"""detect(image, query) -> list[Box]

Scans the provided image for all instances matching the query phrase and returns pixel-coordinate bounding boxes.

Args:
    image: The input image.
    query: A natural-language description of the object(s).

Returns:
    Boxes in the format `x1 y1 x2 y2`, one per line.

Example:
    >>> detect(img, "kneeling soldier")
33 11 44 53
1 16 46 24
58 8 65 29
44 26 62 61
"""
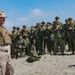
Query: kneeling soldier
15 34 26 59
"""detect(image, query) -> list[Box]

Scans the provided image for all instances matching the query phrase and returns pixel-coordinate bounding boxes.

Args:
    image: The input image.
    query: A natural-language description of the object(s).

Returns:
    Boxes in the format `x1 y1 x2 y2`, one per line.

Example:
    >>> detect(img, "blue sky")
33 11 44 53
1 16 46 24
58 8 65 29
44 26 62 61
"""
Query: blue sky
0 0 75 31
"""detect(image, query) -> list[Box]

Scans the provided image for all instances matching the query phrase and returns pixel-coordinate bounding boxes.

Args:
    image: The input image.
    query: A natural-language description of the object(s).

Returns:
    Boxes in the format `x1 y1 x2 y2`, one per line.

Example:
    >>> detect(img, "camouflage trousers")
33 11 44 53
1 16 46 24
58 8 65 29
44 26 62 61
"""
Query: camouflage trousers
0 48 14 75
0 45 11 58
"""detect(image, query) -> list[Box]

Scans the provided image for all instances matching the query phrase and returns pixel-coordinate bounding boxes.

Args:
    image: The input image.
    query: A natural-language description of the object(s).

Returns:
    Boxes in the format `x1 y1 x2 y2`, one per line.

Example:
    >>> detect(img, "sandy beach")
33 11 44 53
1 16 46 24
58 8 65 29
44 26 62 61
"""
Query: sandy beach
11 51 75 75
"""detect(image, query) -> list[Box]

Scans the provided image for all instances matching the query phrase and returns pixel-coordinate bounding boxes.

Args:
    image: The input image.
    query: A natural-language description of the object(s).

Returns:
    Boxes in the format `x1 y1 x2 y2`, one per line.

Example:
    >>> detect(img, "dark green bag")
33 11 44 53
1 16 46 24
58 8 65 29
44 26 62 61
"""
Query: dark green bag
26 57 35 63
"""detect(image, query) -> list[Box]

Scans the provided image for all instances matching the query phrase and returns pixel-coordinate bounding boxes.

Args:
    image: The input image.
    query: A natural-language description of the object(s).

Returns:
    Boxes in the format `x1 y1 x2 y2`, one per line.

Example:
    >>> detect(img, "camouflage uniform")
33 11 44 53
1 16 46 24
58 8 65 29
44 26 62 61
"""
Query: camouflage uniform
15 34 26 58
0 11 14 75
20 25 30 56
29 26 35 51
44 24 53 54
63 19 69 44
11 26 17 58
66 18 75 54
40 21 46 54
34 26 40 53
63 19 70 51
34 23 43 55
52 16 65 55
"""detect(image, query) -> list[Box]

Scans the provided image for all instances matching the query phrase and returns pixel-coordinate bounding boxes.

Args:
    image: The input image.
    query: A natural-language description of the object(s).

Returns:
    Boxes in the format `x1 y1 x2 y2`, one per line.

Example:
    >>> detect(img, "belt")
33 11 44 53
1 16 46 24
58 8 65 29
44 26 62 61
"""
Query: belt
0 49 8 53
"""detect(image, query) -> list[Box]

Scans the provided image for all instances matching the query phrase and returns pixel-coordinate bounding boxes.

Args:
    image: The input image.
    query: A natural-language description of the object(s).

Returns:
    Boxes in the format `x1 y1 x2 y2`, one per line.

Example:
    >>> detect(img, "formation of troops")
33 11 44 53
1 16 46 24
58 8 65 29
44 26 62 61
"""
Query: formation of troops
1 11 75 74
11 16 75 62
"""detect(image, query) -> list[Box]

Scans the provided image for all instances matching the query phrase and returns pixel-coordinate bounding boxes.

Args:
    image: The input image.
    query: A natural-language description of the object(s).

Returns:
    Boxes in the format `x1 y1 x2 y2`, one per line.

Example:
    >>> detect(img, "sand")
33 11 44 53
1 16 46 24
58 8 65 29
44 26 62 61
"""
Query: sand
11 51 75 75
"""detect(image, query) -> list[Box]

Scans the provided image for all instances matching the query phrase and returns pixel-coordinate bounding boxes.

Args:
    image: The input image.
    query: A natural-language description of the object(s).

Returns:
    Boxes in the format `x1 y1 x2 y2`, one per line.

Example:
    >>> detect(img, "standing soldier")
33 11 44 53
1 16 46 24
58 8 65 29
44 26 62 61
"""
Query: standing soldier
29 26 35 50
34 26 39 53
17 27 21 35
63 19 70 51
52 16 65 55
16 27 21 41
0 11 14 75
67 17 75 54
63 19 69 44
11 26 17 58
34 23 42 55
21 25 29 37
41 21 46 54
44 24 53 55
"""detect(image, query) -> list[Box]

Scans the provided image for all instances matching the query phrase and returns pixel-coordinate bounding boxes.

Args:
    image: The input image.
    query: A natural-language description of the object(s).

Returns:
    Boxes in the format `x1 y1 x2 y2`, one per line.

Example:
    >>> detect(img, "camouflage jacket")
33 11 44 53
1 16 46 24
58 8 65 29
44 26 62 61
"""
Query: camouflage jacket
52 21 64 38
15 38 26 49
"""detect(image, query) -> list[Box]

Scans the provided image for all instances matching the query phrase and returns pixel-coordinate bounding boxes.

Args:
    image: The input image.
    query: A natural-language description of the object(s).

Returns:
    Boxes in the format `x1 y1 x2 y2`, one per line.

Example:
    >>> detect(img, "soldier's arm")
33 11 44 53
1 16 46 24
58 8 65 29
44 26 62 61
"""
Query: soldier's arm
52 24 57 32
22 40 26 48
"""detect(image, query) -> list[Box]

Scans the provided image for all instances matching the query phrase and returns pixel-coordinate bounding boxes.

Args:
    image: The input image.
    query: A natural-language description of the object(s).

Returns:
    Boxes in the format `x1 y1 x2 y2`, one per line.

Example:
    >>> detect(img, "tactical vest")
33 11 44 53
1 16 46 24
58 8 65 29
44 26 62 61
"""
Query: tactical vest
0 26 12 45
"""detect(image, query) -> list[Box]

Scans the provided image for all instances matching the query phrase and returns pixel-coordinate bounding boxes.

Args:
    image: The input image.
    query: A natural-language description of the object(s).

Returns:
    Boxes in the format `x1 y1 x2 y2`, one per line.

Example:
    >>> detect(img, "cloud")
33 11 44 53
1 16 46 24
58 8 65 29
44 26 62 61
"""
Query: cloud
30 9 56 18
59 11 67 15
5 9 68 30
8 10 16 15
30 9 44 17
15 9 47 26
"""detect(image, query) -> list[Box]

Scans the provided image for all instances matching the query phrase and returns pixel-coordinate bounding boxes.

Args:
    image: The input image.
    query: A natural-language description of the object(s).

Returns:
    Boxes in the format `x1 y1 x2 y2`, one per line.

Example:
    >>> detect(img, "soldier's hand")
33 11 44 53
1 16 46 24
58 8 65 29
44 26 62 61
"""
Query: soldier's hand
69 27 72 30
24 34 27 36
18 45 22 48
8 31 12 36
55 26 60 30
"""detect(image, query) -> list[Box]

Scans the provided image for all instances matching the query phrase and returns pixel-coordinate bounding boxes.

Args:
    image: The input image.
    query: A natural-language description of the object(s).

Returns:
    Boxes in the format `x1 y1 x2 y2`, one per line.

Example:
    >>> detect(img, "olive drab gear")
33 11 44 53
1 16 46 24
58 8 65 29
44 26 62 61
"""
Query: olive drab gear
34 27 44 54
11 29 17 58
20 29 29 39
44 27 53 54
52 21 65 55
26 50 41 63
15 37 26 58
66 22 75 54
29 29 35 51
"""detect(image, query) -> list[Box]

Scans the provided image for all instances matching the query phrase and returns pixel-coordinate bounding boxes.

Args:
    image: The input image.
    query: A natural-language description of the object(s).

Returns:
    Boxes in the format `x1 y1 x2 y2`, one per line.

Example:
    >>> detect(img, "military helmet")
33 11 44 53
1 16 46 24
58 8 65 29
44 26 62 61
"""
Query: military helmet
13 26 16 29
46 24 51 27
31 26 34 28
17 27 20 30
65 19 68 22
47 22 52 25
55 16 60 19
68 17 73 21
41 21 45 24
36 23 40 26
36 23 41 28
23 25 26 28
34 26 37 28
